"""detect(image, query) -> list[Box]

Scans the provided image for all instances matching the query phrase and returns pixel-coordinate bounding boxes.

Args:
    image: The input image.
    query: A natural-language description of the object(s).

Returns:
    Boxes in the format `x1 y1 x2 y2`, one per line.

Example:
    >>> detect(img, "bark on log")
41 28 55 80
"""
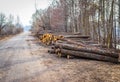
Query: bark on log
72 32 81 35
69 38 91 41
54 43 119 58
60 38 85 46
60 38 102 48
60 49 118 63
65 35 90 38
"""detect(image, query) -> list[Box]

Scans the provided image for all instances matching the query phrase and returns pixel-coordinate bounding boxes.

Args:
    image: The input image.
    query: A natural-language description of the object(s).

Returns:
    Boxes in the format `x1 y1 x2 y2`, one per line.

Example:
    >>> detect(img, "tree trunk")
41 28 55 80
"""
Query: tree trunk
60 49 118 63
54 43 119 58
60 38 85 46
65 35 90 38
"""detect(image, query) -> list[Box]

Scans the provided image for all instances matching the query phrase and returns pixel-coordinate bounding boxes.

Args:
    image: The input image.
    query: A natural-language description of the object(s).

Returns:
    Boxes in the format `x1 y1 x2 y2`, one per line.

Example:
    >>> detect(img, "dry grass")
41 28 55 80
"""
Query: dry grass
0 35 12 41
24 45 120 82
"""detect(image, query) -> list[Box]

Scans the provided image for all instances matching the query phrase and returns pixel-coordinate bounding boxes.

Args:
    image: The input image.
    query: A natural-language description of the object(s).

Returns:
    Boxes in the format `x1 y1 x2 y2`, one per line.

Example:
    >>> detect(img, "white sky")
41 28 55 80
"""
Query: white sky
0 0 52 26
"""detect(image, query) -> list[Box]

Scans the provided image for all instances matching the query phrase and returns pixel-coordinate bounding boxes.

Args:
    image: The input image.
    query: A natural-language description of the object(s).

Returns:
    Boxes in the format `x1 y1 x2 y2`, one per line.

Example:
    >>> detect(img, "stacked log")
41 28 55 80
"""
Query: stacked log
54 43 119 58
48 42 119 63
39 33 64 45
38 33 119 63
65 35 90 39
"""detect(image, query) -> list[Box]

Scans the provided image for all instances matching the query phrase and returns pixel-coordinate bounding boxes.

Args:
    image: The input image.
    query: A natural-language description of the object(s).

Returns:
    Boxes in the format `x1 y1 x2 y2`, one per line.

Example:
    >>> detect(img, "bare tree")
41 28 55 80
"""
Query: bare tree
0 13 6 34
31 0 119 49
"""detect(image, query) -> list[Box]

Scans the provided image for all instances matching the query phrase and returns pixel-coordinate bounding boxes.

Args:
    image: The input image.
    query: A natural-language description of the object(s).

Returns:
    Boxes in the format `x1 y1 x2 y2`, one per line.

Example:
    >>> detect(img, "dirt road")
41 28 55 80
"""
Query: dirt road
0 32 120 82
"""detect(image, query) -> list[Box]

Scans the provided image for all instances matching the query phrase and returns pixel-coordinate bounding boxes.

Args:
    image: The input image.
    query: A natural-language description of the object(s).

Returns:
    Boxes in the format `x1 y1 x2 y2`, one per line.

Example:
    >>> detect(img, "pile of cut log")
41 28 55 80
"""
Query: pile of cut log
48 34 120 63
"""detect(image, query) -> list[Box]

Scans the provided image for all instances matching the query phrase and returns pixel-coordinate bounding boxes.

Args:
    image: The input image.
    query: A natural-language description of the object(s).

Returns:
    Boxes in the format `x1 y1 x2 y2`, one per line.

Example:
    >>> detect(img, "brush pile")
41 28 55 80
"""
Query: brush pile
39 33 119 63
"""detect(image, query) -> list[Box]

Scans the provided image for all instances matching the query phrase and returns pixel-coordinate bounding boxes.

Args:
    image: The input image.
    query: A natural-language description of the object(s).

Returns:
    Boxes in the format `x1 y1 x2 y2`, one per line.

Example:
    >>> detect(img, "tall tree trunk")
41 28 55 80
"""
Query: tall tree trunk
97 0 101 43
107 0 114 48
101 0 106 45
118 0 120 42
64 0 68 32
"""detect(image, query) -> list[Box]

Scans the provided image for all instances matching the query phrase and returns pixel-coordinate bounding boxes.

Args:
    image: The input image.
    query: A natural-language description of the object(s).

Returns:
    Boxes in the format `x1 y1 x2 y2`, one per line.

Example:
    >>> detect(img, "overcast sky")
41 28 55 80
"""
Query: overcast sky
0 0 52 26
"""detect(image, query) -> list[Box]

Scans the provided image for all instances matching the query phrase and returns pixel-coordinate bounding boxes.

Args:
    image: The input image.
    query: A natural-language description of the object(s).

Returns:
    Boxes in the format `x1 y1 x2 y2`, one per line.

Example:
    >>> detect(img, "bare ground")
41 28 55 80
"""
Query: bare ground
0 32 120 82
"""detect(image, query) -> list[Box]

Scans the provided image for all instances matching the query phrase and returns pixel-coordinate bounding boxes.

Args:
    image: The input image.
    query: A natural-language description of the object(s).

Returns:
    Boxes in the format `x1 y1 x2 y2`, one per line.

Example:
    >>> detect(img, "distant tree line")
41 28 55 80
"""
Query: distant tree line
0 13 23 37
31 0 120 49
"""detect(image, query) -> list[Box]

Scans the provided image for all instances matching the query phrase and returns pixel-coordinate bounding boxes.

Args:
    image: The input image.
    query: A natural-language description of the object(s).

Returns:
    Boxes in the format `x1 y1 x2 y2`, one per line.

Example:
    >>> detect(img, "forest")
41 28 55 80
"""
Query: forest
0 0 120 81
31 0 120 49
